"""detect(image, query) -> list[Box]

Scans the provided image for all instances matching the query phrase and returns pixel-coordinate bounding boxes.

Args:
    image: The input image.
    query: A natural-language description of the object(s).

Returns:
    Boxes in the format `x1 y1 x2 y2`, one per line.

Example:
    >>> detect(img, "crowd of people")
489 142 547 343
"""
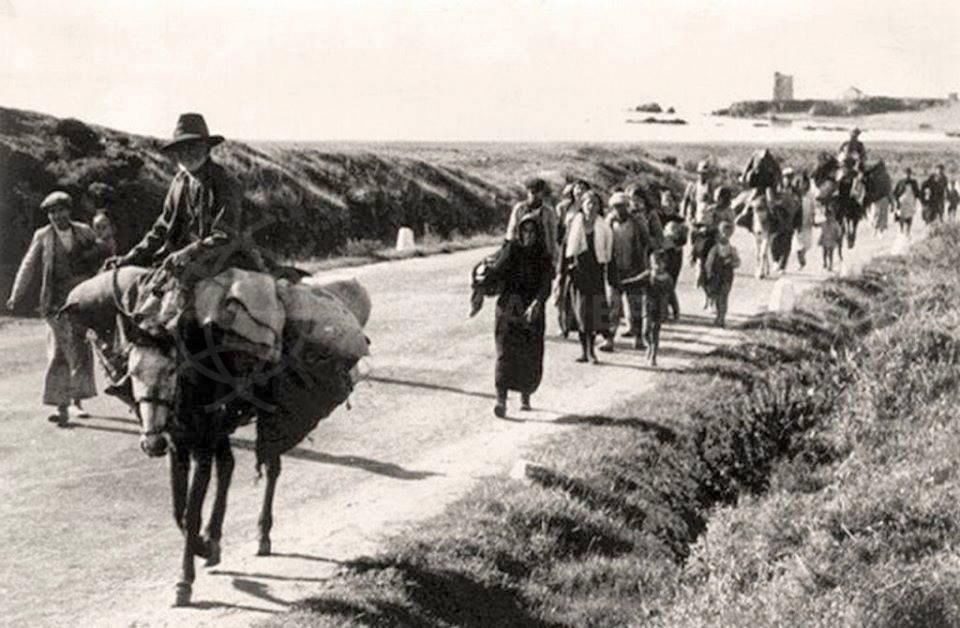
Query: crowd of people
4 116 959 425
473 128 959 417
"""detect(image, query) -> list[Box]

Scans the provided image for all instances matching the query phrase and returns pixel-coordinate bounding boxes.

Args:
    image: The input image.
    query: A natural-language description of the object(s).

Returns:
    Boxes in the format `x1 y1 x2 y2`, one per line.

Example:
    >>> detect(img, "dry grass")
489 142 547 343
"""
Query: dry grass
258 224 960 628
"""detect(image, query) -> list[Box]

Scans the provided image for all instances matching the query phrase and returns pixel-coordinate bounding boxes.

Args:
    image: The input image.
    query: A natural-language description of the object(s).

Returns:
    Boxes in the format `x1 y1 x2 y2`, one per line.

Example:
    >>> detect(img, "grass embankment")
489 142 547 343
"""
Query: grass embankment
260 225 960 627
1 106 688 304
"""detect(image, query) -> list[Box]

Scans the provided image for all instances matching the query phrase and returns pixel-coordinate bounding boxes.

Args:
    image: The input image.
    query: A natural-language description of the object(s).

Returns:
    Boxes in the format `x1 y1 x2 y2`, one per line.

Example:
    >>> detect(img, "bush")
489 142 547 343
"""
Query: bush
53 117 102 155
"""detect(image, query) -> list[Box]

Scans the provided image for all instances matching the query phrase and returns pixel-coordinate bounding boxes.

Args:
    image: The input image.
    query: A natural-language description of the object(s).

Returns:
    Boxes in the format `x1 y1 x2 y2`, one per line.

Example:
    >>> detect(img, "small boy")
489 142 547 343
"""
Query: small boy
92 210 118 259
622 251 674 366
818 207 842 272
705 221 740 328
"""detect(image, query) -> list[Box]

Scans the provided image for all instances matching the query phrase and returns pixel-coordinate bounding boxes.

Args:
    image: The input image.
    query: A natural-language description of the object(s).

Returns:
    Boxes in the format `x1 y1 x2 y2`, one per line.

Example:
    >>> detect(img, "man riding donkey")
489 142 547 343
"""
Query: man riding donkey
838 128 866 173
101 113 272 398
78 113 369 606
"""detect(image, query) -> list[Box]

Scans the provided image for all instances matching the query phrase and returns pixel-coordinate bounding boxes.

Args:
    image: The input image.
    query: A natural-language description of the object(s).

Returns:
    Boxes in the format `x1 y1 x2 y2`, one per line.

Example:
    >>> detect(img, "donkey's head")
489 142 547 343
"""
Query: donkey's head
127 339 179 457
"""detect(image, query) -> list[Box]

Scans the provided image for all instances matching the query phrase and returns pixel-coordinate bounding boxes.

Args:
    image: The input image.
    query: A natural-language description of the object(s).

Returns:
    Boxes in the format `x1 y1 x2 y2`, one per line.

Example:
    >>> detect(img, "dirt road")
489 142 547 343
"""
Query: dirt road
0 223 909 627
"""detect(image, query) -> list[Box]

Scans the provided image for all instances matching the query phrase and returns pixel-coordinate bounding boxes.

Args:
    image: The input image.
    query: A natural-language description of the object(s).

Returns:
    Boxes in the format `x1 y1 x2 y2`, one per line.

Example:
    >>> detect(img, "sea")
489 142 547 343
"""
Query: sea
573 110 959 146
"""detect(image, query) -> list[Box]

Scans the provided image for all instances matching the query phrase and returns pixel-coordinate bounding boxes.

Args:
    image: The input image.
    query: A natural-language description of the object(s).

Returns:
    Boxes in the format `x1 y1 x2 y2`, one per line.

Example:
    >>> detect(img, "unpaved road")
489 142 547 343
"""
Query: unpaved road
0 223 909 627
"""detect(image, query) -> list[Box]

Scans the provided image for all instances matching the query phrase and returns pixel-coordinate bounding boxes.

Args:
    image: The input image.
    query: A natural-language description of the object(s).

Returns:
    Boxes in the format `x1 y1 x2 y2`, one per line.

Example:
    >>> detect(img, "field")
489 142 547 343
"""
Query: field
257 224 960 627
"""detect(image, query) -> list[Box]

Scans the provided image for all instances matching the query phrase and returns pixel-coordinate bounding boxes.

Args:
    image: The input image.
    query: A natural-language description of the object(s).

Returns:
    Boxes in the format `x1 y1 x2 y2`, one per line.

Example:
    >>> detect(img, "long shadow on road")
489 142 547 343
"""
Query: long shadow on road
64 420 442 481
230 437 443 480
363 375 496 400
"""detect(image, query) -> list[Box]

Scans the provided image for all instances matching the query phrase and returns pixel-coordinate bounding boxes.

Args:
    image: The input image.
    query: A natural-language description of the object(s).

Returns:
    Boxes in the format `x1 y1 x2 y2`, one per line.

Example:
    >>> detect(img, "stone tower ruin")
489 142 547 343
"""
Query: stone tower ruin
773 72 794 102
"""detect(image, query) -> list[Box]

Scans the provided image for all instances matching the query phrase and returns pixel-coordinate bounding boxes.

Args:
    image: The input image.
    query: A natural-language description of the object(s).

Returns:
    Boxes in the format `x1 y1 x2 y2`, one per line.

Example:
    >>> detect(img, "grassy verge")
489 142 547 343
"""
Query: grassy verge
258 227 960 627
260 247 960 627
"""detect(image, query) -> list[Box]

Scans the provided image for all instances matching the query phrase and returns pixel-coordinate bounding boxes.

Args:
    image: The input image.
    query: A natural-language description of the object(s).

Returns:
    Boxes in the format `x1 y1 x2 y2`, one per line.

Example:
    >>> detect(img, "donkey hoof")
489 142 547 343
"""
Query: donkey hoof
256 538 271 556
173 581 192 607
204 539 221 567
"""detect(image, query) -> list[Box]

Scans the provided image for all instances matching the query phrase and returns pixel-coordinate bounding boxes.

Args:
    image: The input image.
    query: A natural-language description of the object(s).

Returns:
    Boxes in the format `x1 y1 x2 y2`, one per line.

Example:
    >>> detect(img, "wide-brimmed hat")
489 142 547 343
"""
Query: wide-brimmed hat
162 113 224 152
40 191 73 211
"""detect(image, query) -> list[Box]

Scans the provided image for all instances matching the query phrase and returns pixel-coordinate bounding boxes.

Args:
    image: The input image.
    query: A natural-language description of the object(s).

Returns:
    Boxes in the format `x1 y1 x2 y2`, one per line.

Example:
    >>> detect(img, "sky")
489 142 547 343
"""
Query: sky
1 0 958 141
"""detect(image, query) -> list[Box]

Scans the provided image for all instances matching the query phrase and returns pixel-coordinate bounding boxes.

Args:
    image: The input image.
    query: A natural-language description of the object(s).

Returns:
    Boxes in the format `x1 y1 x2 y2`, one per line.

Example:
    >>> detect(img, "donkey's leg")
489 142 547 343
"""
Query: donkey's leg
169 445 190 532
175 451 213 607
257 455 282 556
203 436 234 567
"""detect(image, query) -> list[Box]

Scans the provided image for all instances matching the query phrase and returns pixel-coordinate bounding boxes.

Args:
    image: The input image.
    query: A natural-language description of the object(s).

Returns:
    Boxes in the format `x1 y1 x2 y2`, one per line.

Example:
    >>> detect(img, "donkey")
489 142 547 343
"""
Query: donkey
65 268 370 607
812 152 866 249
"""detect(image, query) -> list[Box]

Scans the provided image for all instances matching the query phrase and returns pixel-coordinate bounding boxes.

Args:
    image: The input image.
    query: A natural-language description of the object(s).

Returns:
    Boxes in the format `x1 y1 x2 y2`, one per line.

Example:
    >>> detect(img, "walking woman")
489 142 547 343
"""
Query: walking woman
560 190 612 364
796 172 817 269
6 192 100 425
472 214 554 417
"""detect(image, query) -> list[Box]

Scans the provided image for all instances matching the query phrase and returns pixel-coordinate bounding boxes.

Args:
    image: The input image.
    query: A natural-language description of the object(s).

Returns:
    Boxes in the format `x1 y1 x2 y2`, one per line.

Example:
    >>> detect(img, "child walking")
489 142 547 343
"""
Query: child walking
622 252 674 366
818 207 842 272
705 221 740 328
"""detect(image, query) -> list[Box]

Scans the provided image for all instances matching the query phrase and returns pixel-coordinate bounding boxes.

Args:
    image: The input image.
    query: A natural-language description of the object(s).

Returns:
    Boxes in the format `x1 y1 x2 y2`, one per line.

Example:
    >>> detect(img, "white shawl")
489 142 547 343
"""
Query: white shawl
564 212 613 264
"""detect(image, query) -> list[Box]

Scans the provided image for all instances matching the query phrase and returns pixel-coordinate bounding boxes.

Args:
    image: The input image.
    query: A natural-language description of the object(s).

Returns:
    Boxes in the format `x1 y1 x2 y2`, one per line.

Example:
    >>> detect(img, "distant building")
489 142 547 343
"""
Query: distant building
949 92 958 102
841 86 866 101
773 72 794 102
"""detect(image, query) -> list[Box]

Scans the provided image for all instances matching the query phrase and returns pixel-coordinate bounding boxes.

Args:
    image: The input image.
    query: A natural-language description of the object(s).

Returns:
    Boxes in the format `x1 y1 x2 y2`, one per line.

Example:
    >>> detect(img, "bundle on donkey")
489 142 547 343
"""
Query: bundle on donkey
61 246 371 607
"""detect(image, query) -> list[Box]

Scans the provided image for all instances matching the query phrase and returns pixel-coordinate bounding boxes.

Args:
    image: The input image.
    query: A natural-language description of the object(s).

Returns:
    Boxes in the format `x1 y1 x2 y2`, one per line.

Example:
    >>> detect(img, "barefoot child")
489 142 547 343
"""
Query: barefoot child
622 251 673 366
818 207 842 272
705 221 740 328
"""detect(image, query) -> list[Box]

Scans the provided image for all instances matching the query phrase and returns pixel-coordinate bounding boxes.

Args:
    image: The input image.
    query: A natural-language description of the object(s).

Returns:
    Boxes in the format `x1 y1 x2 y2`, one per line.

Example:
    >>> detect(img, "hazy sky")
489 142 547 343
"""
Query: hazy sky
2 0 958 141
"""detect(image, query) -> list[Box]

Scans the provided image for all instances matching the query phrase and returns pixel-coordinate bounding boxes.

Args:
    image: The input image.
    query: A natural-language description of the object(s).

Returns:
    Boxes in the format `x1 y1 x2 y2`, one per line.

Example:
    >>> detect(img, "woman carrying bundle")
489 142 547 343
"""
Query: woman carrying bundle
471 214 554 418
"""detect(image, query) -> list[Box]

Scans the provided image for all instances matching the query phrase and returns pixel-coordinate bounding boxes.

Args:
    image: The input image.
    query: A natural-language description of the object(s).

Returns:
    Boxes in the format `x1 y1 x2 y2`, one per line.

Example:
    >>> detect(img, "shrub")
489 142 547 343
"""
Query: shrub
53 117 102 155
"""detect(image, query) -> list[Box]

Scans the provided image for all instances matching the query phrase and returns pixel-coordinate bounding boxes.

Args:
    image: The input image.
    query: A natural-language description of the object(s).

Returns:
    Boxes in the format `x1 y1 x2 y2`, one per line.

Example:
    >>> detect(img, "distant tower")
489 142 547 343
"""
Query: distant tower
773 72 794 102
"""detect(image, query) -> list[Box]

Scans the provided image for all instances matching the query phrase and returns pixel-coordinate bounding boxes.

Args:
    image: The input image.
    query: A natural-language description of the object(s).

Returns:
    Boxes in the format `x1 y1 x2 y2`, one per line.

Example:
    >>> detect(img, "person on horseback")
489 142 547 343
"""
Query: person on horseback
105 113 247 274
98 113 265 399
838 128 866 172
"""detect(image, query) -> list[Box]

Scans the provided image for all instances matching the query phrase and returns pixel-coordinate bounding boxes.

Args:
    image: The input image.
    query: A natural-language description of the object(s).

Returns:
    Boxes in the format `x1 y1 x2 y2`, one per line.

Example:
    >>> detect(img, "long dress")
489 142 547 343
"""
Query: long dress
485 241 553 394
569 232 608 335
797 187 816 253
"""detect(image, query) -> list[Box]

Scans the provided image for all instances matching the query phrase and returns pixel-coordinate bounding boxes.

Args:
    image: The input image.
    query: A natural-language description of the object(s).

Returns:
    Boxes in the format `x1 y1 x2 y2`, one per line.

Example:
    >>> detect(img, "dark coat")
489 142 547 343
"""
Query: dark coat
118 159 244 268
485 240 553 393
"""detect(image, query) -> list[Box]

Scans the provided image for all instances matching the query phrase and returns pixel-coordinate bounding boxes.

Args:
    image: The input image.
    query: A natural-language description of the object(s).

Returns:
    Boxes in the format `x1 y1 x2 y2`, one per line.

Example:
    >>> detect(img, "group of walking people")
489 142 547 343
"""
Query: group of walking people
891 163 959 235
473 129 959 418
6 113 958 428
472 165 744 417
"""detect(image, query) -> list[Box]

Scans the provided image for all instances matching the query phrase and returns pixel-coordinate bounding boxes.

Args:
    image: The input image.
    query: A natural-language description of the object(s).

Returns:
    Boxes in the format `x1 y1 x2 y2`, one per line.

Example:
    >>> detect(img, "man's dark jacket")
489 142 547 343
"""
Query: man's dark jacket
119 159 244 267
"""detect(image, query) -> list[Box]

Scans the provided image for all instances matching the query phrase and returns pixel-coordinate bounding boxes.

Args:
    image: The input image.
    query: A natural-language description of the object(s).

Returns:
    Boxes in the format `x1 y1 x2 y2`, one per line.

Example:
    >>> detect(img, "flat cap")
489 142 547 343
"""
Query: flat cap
40 191 73 211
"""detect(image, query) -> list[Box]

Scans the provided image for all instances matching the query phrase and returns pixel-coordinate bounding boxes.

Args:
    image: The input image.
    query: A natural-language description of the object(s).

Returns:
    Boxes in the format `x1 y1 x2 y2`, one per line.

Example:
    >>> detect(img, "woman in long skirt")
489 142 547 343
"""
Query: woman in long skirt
796 174 817 269
560 190 612 364
473 214 554 417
